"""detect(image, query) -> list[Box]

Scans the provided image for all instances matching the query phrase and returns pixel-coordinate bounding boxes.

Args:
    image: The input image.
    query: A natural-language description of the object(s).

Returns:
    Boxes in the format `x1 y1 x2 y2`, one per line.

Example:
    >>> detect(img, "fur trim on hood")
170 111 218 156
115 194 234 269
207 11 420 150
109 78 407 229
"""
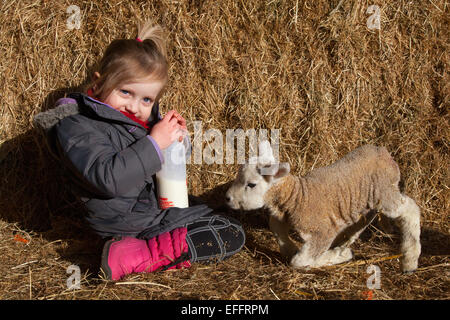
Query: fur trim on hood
33 98 80 131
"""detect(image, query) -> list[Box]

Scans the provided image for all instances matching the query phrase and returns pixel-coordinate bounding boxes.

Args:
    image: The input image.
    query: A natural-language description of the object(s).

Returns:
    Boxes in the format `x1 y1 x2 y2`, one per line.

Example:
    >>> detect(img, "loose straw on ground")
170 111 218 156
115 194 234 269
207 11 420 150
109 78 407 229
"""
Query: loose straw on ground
115 281 172 289
323 254 402 269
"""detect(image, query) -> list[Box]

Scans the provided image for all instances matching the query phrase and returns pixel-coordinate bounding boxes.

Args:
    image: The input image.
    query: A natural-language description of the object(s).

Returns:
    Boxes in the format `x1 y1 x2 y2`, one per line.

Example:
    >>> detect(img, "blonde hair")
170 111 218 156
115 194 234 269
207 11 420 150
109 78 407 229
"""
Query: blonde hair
89 20 168 102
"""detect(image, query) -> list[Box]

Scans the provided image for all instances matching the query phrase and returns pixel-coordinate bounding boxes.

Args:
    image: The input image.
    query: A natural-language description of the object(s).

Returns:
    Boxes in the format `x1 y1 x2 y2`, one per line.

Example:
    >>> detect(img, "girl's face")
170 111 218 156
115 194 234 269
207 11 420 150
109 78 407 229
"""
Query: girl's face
103 80 164 122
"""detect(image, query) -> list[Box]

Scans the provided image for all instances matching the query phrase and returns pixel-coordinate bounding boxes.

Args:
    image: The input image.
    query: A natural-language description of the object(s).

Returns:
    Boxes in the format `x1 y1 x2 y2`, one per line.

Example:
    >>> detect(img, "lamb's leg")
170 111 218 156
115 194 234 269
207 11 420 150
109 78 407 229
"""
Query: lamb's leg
340 230 365 248
382 194 421 273
337 210 378 248
290 233 353 268
269 215 298 259
290 240 317 268
313 246 353 266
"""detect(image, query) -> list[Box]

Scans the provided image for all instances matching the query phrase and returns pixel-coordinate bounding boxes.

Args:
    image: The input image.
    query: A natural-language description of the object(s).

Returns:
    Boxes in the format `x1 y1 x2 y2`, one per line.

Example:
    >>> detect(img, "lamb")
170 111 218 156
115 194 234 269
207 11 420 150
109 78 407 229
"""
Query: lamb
225 141 421 273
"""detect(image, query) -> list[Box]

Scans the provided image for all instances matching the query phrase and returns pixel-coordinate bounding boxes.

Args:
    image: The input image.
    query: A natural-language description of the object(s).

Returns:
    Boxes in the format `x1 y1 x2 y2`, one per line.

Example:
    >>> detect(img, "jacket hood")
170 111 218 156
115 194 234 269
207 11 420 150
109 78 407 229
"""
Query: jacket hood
33 92 159 131
33 98 80 131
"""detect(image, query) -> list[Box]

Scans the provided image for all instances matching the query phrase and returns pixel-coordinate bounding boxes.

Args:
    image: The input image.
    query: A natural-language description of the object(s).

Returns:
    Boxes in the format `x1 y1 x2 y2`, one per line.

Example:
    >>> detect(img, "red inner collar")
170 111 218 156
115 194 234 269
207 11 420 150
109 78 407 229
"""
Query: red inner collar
119 110 149 129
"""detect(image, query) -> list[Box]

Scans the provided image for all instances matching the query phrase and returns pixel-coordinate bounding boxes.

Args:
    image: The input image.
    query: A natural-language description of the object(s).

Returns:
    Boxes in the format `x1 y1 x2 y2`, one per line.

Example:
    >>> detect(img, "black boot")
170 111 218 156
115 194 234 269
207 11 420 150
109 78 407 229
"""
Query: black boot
185 214 246 263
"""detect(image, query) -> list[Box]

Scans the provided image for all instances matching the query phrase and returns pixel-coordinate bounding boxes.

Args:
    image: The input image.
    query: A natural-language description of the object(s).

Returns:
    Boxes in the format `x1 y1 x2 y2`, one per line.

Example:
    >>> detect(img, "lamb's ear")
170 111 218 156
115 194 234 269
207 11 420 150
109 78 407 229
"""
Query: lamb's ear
258 140 275 165
257 163 278 177
273 162 290 180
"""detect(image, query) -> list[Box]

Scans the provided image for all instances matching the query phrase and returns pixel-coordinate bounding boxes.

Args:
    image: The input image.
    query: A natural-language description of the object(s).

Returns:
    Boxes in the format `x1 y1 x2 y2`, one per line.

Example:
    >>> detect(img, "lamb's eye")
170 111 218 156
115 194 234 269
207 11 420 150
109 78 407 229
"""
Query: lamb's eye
247 182 256 188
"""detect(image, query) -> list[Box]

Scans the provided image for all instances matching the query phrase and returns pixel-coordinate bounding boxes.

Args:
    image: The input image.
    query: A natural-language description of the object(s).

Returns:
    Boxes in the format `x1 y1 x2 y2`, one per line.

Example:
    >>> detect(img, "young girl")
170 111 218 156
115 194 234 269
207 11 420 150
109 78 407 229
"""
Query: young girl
47 20 245 280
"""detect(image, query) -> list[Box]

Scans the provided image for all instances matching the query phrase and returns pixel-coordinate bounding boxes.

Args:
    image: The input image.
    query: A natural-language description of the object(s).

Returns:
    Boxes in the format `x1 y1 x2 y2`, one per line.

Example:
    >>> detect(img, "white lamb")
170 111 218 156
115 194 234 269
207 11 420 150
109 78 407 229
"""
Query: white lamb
226 141 421 273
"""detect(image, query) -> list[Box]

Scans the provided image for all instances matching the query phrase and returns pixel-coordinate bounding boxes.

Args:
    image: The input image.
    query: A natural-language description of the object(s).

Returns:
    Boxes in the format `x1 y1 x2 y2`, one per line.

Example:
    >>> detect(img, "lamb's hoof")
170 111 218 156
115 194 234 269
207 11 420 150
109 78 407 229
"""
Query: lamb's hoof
401 260 418 274
402 270 416 275
290 263 311 271
339 247 353 261
401 265 417 274
332 247 353 265
290 255 312 269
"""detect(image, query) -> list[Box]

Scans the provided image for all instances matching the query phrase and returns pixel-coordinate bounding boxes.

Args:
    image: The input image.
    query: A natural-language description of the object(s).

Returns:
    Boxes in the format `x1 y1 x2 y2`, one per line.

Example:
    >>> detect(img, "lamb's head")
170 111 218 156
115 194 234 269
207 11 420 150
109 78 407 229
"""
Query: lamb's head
226 141 290 211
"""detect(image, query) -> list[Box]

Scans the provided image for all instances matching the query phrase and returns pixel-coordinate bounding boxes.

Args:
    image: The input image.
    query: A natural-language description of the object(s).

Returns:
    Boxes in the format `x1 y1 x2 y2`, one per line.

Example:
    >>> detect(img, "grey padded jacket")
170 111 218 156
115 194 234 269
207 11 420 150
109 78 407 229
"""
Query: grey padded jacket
34 92 212 238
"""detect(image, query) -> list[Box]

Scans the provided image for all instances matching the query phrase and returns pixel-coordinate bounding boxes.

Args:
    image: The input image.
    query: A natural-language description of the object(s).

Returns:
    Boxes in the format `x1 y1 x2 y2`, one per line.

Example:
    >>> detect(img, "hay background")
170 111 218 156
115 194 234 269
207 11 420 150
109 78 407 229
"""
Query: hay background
0 0 448 299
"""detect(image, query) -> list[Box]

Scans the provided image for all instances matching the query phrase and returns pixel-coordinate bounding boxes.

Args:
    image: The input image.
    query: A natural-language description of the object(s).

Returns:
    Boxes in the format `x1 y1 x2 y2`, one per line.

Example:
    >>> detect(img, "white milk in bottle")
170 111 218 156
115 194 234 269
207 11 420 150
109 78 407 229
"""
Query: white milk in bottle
156 130 191 209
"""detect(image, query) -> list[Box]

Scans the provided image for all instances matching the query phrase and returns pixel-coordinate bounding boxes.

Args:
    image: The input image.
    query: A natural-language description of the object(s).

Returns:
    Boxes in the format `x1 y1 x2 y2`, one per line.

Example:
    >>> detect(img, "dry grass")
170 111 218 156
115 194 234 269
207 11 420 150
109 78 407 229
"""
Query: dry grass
0 0 448 300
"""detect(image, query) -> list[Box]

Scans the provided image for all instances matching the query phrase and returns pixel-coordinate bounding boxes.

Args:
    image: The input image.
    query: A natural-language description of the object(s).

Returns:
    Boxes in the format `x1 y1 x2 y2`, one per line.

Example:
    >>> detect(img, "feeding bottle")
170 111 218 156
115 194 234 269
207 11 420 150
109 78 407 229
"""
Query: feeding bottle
156 129 191 209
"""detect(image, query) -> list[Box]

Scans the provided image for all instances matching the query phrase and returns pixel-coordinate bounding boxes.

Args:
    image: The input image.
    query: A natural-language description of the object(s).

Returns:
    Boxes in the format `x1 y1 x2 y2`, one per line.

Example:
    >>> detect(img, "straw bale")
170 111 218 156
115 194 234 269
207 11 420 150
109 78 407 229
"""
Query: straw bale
0 0 448 299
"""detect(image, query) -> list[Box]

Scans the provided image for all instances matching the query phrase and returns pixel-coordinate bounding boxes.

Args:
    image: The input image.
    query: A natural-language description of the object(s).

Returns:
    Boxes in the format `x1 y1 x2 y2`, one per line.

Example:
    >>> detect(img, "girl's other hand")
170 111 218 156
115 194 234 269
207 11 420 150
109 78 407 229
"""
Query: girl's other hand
150 110 186 149
172 110 187 142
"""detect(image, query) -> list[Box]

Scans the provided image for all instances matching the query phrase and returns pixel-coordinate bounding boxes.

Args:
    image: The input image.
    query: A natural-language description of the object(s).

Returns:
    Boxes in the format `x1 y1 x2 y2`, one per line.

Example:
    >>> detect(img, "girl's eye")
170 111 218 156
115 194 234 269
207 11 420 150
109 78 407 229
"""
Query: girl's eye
247 182 256 188
120 89 129 95
143 97 152 104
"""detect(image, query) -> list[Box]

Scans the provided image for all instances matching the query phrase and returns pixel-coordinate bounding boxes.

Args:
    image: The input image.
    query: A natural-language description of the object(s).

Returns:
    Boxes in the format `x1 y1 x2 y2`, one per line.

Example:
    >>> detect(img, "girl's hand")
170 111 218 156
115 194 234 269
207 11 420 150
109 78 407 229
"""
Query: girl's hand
150 110 186 149
172 110 187 142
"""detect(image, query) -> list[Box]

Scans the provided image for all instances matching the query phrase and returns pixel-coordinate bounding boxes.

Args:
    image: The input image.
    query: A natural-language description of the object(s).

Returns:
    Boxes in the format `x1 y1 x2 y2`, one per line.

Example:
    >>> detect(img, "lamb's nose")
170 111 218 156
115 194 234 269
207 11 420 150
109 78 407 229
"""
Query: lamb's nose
225 195 231 203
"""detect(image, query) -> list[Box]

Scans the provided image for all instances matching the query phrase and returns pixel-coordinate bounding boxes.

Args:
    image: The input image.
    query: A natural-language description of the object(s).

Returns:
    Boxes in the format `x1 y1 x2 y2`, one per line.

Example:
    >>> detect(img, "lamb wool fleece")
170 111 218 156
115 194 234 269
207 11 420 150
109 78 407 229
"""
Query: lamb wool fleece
264 145 400 250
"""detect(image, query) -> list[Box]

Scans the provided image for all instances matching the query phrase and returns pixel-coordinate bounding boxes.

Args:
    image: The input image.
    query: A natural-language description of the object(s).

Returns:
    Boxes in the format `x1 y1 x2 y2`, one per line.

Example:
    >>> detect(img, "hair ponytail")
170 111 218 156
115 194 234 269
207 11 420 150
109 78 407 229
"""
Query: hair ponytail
137 20 167 60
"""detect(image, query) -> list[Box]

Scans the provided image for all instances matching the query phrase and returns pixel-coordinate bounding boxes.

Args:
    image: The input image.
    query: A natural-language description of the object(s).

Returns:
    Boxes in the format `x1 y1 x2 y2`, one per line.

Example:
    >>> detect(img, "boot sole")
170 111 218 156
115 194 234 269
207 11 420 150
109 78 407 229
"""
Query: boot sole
100 238 118 280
